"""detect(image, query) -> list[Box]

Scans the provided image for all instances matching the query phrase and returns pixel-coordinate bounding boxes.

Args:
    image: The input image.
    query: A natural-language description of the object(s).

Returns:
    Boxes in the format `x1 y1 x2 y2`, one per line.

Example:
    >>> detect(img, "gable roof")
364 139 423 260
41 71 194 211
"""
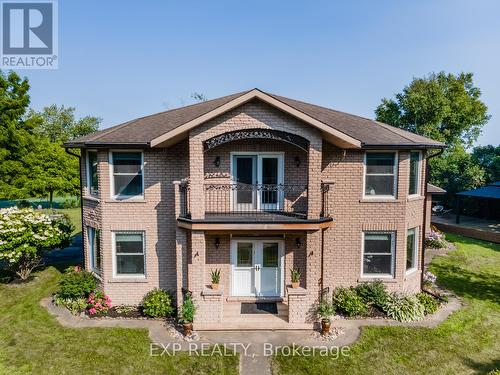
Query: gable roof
64 89 445 149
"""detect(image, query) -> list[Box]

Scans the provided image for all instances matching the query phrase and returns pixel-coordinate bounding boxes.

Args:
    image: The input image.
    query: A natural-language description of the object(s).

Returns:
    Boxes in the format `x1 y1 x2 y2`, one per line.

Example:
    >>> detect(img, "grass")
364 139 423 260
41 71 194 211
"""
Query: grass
0 267 239 374
48 207 82 235
272 233 500 374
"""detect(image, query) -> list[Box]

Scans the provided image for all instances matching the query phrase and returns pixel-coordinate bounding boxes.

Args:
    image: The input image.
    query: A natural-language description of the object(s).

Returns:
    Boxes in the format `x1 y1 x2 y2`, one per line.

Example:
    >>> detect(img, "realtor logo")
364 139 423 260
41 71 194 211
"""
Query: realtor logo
1 0 58 69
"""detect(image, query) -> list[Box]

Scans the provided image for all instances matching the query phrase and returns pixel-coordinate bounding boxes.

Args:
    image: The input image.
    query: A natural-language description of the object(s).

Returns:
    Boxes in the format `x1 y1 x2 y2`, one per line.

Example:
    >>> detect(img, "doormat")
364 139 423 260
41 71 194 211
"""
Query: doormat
241 302 278 314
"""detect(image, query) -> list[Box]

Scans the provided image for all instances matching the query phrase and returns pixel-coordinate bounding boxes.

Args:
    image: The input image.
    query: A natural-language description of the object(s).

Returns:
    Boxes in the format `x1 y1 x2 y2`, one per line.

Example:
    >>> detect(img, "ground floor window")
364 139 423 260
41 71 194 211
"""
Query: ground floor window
114 232 145 276
87 227 101 274
363 232 395 277
406 227 418 272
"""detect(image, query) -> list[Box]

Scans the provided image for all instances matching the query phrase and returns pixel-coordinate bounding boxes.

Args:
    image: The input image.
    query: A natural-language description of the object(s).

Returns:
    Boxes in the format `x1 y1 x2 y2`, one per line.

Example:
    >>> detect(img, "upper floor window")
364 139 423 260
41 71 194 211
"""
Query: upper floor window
408 151 421 196
363 232 395 277
406 227 418 273
87 226 101 274
87 150 98 196
110 151 143 199
364 152 397 198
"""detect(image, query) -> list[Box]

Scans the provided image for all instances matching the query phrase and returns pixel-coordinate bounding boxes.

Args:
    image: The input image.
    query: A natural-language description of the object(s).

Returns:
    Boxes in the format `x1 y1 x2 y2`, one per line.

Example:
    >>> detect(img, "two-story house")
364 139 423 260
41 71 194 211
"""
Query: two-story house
64 89 445 329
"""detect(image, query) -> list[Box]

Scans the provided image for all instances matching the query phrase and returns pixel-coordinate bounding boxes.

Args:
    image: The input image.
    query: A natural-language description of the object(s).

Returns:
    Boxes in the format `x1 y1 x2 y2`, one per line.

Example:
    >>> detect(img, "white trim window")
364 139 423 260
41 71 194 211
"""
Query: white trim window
408 151 422 196
362 232 395 277
406 227 419 273
87 227 101 274
110 151 144 199
87 150 99 196
364 152 398 198
113 232 145 277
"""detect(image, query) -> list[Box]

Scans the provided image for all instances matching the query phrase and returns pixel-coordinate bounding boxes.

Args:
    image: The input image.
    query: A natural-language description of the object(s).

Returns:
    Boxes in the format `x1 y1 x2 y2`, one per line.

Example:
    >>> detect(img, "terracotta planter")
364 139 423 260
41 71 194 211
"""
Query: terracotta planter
321 319 331 335
211 283 219 290
291 282 299 289
183 322 193 336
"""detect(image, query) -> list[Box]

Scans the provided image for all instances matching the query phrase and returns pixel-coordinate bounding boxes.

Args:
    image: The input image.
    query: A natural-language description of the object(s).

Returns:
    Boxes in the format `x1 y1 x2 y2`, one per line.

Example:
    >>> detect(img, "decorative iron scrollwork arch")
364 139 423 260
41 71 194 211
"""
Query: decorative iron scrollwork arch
203 128 310 152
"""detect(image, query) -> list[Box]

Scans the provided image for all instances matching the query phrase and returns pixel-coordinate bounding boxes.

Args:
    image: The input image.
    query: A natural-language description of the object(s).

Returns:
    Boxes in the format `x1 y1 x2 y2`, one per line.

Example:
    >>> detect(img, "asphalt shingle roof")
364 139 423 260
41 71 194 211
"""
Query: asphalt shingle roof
64 89 445 149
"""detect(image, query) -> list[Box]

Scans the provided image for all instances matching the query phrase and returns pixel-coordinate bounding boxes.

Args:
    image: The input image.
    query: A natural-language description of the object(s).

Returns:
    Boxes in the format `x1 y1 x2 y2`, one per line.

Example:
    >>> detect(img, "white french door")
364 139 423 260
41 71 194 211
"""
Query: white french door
231 239 284 297
231 153 284 211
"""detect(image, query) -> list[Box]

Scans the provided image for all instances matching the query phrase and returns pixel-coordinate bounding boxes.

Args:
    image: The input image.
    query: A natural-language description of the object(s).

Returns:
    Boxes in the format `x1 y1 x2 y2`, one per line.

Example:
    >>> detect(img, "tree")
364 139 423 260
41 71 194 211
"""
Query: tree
430 146 485 194
0 207 74 279
0 70 34 199
29 104 101 143
191 92 208 102
472 145 500 183
375 72 490 148
24 139 80 208
375 72 491 197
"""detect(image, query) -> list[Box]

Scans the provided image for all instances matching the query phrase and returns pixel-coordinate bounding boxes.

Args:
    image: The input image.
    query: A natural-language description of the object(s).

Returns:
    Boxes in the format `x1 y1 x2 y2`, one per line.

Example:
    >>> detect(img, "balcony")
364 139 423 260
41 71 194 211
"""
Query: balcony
178 182 332 225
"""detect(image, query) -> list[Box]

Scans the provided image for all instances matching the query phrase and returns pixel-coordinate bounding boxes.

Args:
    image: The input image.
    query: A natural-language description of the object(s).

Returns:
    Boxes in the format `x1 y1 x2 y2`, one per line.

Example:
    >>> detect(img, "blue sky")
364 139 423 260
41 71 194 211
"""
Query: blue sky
19 0 500 146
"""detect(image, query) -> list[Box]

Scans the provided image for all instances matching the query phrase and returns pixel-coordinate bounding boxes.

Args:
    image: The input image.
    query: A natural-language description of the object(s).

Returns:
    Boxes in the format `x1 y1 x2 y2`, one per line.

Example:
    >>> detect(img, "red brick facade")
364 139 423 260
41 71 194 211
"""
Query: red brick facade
80 100 427 325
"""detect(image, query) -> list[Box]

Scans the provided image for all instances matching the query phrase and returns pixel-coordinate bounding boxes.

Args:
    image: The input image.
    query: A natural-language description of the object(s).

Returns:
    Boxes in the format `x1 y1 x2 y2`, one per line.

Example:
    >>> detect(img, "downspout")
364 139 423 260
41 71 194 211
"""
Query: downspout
320 228 325 298
65 147 84 267
421 148 444 289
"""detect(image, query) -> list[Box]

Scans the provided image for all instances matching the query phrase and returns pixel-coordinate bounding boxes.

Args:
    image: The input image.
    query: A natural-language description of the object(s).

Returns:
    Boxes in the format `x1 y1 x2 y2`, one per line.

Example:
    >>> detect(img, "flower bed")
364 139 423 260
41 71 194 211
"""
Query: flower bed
321 277 447 323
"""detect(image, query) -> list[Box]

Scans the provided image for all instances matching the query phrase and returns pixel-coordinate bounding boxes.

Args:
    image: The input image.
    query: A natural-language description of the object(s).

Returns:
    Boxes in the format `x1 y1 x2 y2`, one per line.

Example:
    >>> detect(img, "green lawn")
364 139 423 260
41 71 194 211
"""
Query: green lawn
272 234 500 374
49 207 82 235
0 267 238 374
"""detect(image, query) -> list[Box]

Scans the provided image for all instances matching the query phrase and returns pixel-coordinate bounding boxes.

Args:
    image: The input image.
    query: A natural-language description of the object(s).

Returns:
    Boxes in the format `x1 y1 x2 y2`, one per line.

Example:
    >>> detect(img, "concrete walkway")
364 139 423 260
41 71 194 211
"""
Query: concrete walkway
41 295 462 375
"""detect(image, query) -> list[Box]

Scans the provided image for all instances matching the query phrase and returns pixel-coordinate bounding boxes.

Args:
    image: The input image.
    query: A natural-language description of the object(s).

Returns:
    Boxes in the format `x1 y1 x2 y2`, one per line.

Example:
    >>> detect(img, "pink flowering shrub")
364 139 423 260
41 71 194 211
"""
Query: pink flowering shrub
425 229 447 249
87 291 112 315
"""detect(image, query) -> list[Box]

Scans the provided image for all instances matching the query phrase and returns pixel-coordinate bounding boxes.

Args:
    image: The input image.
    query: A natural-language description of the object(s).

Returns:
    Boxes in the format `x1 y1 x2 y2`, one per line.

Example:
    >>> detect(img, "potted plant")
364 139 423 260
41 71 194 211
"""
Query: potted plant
317 300 335 335
180 294 196 336
210 268 221 290
290 268 301 288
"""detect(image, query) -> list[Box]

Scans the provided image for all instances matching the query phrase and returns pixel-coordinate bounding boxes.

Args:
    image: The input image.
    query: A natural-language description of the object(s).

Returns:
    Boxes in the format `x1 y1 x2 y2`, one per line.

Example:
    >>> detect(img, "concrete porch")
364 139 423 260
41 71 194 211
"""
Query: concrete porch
194 301 314 330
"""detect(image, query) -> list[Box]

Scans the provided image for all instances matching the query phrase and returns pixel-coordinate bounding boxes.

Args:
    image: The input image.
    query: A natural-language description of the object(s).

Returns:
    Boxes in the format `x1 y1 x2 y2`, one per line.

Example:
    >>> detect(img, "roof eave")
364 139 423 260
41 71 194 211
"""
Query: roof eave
361 143 446 150
62 141 150 149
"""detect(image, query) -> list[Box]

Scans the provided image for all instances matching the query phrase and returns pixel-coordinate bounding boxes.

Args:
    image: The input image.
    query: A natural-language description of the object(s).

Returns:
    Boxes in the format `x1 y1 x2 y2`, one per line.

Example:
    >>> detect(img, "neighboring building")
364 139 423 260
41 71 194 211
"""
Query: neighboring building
64 89 445 329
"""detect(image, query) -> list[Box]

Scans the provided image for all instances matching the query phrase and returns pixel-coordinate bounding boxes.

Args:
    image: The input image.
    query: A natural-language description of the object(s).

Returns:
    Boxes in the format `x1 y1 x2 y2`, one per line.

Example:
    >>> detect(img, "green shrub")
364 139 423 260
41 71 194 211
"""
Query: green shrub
142 289 174 318
382 293 425 322
180 294 196 323
354 280 389 308
417 292 439 315
57 269 97 299
54 296 87 315
332 287 368 317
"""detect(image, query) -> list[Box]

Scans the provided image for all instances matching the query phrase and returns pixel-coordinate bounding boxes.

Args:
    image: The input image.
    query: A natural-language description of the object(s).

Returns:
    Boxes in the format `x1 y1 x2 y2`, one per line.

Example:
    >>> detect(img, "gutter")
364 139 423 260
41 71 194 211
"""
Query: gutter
65 147 84 267
421 148 445 289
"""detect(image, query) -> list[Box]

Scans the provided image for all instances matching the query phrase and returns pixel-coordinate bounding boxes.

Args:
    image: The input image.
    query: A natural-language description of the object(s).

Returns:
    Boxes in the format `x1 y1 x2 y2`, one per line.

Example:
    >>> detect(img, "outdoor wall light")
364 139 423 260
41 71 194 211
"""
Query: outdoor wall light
214 156 221 168
215 237 220 249
295 156 301 167
295 237 302 248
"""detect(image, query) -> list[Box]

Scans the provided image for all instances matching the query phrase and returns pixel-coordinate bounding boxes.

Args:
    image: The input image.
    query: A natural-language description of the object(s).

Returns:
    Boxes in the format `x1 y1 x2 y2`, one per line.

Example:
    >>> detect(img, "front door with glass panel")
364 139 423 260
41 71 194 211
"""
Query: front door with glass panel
232 153 284 211
231 239 283 297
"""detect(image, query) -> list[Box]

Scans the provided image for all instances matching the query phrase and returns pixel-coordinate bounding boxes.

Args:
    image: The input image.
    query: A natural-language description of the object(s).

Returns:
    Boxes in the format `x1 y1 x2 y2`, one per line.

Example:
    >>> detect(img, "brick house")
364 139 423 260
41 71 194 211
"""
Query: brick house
64 89 445 329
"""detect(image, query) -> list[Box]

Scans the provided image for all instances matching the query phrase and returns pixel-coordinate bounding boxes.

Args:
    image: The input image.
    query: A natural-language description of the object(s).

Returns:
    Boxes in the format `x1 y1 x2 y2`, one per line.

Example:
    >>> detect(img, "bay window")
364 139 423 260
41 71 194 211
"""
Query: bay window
114 232 145 277
408 151 421 196
363 232 395 277
364 152 397 198
87 150 98 196
87 227 101 273
111 151 143 198
406 227 418 272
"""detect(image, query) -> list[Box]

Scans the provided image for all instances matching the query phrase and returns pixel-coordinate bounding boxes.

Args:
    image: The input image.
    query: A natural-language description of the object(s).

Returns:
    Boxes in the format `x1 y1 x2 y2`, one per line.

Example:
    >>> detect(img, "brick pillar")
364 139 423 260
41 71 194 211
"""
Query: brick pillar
188 230 206 322
307 139 322 219
304 230 322 323
188 133 205 219
173 181 187 311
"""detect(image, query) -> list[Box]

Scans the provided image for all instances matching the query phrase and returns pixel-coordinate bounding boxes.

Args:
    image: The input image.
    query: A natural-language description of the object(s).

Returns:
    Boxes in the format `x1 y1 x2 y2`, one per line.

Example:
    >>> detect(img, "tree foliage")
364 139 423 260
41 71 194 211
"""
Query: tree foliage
0 70 99 204
472 145 500 183
29 104 101 143
375 72 492 197
0 71 34 199
375 72 490 148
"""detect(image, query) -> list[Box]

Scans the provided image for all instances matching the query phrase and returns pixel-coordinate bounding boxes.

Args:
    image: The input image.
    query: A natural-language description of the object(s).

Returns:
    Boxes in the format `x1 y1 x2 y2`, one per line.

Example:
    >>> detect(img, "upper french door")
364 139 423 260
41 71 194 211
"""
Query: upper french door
232 153 284 211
